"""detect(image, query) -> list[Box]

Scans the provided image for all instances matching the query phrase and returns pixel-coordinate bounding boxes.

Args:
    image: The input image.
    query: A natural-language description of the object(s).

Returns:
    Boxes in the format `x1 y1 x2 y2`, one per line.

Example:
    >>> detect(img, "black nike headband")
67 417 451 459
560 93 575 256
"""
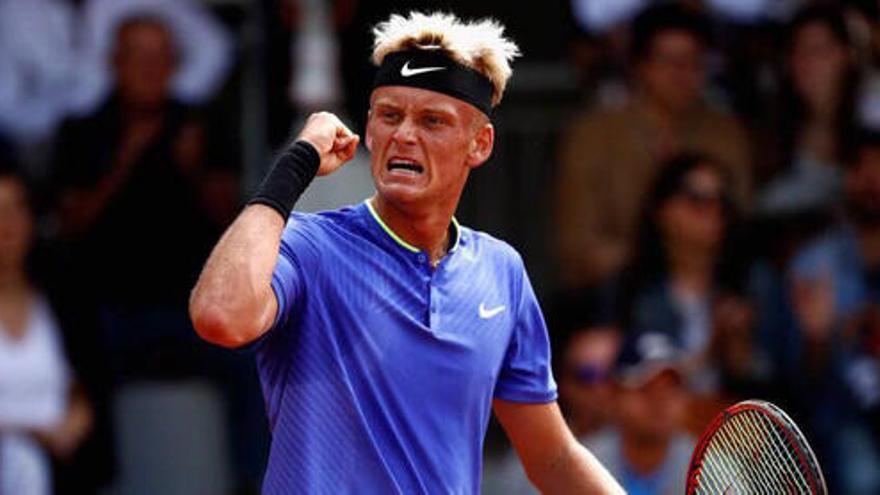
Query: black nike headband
372 49 495 116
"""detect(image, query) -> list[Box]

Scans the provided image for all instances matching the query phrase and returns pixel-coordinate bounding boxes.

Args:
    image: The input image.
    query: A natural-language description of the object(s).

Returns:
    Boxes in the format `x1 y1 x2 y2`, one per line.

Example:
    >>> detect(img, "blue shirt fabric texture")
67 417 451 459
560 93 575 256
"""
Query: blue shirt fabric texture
255 201 557 494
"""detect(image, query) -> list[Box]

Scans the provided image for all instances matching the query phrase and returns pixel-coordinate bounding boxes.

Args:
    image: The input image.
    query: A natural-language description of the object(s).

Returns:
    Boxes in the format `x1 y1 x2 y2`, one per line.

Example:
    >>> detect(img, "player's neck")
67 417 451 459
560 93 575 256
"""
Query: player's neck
371 195 454 265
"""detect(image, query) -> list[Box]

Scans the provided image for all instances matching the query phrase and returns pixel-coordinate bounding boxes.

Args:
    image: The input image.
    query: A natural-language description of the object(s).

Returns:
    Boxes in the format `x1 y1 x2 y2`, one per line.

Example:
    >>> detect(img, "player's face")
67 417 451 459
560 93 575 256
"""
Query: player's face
366 86 493 208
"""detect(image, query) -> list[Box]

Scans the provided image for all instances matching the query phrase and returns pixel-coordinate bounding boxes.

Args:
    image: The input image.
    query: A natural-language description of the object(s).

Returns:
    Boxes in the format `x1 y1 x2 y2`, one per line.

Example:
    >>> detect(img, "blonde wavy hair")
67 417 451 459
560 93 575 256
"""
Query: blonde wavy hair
371 11 520 107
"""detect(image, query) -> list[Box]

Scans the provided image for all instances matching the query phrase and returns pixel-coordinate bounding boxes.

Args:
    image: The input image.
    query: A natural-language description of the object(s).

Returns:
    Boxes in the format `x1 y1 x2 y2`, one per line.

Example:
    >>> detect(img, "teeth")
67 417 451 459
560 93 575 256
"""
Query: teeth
388 161 423 173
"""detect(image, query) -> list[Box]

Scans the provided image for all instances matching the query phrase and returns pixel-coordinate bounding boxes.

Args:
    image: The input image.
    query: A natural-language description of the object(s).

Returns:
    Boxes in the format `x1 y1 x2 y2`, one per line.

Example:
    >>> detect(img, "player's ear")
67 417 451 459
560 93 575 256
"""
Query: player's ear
466 120 494 169
365 110 374 152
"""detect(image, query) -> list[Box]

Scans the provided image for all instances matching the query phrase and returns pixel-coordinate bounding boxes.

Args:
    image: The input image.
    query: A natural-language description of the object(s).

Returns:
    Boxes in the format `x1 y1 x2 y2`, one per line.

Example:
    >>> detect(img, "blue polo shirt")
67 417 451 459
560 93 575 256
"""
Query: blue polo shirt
255 200 556 494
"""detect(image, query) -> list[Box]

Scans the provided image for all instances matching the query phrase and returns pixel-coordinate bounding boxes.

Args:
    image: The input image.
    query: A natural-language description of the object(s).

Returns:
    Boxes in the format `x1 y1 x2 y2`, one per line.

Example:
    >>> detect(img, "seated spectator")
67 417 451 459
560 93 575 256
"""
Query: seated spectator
783 129 880 494
583 331 695 495
757 5 861 216
616 153 762 399
556 3 751 288
0 163 94 495
556 325 622 439
54 14 237 309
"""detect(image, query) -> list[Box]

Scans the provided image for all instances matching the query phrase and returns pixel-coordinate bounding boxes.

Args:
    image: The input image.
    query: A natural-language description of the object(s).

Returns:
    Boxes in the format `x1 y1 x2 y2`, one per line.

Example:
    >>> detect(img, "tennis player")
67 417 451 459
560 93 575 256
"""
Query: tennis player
190 11 622 494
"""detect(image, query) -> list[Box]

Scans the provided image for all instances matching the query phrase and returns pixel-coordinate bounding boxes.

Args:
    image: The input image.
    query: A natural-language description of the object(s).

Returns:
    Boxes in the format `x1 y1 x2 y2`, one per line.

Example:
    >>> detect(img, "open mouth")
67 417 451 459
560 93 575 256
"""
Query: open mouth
387 160 425 175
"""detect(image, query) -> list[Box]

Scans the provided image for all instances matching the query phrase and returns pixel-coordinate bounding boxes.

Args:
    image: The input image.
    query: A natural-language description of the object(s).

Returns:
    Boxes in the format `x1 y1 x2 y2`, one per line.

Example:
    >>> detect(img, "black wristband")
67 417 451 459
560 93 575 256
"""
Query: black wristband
248 140 320 220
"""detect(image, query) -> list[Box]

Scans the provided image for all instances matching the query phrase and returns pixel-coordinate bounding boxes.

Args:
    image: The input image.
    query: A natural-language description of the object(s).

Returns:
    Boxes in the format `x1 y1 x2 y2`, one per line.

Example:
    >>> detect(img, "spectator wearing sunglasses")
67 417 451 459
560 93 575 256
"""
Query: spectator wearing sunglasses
613 153 767 421
556 325 622 439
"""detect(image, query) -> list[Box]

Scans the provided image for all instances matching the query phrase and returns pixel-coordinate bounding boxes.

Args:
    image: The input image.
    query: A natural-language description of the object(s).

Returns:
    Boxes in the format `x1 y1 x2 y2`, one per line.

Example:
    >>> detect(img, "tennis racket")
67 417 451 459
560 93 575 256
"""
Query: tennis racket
686 399 827 494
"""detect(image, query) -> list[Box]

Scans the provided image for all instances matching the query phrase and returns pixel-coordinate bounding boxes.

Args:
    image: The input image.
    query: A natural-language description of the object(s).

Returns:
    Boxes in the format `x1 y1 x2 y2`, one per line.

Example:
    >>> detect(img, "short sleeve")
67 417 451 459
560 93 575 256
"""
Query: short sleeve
268 215 320 332
494 262 558 403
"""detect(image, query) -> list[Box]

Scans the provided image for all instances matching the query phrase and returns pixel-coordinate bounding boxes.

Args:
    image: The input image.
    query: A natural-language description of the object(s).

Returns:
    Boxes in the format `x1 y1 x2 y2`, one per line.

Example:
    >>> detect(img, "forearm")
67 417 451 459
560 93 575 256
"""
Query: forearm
533 440 625 495
190 113 358 347
190 204 285 347
495 401 625 494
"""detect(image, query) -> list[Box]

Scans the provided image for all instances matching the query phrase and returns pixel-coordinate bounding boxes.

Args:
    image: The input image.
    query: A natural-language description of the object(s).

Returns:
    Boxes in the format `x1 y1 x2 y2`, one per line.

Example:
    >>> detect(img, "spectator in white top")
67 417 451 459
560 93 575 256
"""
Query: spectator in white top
0 161 94 495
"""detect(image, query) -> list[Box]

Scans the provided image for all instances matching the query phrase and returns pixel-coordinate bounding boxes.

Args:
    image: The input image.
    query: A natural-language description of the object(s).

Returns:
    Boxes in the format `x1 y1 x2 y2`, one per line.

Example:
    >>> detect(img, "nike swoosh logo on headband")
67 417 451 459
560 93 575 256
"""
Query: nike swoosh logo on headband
400 61 446 77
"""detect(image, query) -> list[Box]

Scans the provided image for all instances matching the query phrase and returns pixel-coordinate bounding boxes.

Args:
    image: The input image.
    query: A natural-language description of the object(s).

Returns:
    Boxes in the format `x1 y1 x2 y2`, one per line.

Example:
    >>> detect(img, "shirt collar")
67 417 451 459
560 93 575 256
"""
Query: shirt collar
363 199 461 254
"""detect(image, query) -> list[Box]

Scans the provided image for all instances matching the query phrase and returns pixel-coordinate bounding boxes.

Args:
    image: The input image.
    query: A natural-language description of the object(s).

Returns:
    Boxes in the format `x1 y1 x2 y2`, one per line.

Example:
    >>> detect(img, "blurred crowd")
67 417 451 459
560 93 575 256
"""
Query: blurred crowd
0 0 879 494
492 1 880 494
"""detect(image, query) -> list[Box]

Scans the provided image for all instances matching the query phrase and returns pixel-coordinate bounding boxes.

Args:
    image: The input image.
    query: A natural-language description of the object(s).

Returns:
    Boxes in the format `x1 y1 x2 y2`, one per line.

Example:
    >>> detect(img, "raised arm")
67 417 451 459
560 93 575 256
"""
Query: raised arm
493 399 625 494
189 112 358 348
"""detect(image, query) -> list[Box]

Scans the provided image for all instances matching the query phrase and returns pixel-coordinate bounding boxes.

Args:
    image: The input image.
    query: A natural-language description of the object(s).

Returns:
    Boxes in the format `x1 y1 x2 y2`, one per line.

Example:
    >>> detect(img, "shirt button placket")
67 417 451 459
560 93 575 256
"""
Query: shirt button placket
429 286 438 327
417 252 434 326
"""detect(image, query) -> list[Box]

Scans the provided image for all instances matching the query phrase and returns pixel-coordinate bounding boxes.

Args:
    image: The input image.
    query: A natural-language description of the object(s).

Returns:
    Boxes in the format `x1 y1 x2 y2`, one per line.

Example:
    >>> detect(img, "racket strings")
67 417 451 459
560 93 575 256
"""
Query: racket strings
724 412 806 493
703 425 772 494
727 412 795 492
702 411 806 494
693 410 813 494
718 421 775 492
734 411 807 493
746 411 811 491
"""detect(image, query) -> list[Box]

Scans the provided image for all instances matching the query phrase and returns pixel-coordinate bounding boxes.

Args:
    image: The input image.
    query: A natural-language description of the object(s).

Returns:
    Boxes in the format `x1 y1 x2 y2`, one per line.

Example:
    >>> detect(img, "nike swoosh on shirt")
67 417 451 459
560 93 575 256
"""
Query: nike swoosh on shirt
479 303 506 319
400 61 446 77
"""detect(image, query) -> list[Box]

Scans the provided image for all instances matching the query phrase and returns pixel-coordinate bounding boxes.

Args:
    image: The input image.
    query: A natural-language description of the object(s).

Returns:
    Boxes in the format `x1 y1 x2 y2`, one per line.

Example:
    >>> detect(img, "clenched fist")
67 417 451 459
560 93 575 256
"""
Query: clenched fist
297 112 360 176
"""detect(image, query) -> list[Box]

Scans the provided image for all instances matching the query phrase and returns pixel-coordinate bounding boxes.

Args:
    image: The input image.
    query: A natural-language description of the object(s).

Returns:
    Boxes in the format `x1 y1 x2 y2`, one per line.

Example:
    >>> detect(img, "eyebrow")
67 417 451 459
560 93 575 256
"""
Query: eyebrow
372 98 400 109
372 98 459 117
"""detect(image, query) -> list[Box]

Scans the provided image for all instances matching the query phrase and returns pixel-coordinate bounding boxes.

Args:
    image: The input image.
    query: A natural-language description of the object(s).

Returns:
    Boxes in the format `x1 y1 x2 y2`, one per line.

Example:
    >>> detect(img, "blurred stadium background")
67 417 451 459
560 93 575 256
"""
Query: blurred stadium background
1 0 879 494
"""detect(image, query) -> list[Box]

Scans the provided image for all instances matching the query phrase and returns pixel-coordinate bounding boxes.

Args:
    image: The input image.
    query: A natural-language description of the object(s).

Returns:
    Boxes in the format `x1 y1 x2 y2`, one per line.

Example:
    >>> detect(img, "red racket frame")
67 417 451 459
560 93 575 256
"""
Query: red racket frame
685 400 827 495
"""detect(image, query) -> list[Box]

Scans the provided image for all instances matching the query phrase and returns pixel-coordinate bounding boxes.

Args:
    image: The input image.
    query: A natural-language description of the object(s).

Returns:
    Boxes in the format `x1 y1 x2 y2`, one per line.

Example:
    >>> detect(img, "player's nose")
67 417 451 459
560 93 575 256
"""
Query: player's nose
391 117 418 145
